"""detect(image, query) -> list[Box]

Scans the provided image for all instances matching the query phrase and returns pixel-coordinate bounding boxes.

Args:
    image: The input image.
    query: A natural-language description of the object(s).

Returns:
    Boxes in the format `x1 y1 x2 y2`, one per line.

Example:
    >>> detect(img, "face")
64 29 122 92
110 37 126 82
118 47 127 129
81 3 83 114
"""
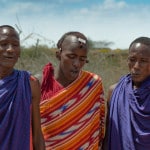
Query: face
0 27 20 69
128 42 150 87
57 36 88 83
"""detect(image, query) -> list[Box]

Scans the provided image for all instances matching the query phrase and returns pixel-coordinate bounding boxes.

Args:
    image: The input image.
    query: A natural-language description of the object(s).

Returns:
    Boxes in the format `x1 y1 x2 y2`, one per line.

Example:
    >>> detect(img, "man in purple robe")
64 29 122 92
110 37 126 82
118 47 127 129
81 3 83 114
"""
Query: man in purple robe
104 37 150 150
0 25 45 150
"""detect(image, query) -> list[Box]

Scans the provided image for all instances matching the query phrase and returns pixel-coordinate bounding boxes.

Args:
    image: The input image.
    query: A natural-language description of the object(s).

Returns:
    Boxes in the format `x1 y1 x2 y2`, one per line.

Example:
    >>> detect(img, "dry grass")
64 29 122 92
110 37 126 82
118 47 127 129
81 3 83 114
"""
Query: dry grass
15 48 129 95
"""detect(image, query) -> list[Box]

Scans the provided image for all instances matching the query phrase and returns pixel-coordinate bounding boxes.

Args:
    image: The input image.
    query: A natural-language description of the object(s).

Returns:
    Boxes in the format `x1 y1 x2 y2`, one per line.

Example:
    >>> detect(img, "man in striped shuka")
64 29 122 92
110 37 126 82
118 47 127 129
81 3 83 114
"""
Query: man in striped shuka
40 31 106 150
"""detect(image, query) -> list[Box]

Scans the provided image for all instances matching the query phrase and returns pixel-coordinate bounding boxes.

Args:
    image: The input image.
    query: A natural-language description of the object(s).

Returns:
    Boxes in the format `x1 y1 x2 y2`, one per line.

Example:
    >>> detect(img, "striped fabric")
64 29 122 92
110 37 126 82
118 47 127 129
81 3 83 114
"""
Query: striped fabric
40 70 106 150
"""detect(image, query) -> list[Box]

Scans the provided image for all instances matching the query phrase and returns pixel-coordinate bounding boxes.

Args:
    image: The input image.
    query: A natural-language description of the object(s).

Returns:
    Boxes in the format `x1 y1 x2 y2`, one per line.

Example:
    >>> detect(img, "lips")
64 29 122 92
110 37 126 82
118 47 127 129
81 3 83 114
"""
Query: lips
70 70 80 78
71 69 79 74
4 54 16 58
3 55 17 61
71 70 78 73
5 56 14 58
131 73 141 78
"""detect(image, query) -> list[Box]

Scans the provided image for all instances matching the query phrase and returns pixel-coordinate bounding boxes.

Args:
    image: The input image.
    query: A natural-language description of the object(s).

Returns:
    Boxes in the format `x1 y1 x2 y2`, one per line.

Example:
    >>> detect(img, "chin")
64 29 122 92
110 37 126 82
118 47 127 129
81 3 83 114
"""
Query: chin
68 77 77 83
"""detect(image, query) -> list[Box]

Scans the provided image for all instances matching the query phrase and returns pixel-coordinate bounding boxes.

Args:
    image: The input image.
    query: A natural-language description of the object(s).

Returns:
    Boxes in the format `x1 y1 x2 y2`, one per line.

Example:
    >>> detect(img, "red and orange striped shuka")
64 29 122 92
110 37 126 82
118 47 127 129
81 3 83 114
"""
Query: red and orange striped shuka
40 70 106 150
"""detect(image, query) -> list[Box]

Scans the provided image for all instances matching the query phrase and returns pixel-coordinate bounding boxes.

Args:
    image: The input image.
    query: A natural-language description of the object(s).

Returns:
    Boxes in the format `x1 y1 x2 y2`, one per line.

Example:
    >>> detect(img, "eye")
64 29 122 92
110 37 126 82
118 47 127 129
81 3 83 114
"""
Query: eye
12 43 19 47
0 42 7 47
68 54 76 59
140 59 149 64
128 57 136 63
79 57 87 62
11 41 20 47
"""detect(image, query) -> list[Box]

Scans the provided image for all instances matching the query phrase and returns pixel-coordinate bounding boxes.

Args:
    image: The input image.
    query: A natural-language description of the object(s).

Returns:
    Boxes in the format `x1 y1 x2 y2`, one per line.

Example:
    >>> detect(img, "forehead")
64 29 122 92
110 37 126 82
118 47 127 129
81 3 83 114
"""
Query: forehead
129 42 150 57
62 35 88 51
0 27 19 41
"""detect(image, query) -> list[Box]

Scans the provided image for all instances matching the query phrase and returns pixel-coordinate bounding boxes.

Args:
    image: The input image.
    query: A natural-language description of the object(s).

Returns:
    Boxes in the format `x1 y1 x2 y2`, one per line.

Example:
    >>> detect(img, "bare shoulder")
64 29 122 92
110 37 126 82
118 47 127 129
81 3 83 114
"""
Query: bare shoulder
109 83 117 91
29 75 41 102
30 75 40 87
107 83 118 103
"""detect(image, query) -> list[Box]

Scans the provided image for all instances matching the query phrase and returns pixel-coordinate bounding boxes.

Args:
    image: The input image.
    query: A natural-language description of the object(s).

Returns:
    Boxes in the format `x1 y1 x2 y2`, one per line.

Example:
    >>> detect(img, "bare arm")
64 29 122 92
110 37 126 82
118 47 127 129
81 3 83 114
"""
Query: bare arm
30 76 45 150
107 83 118 105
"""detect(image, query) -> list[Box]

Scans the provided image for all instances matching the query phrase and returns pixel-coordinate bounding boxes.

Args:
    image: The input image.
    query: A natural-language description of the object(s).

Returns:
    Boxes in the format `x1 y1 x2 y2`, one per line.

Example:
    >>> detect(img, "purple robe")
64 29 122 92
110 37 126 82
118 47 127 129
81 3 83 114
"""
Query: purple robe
108 74 150 150
0 70 32 150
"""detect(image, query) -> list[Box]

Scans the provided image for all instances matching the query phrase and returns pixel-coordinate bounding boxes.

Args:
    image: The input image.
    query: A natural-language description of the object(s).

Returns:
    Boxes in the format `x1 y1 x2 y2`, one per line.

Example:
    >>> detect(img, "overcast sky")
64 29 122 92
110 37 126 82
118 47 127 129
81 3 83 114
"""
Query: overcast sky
1 0 150 49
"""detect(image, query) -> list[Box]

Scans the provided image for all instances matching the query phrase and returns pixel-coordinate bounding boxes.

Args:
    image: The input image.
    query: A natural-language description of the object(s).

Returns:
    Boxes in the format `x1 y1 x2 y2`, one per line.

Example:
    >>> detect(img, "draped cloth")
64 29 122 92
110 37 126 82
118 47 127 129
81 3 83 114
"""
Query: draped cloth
0 70 32 150
41 63 63 101
40 68 106 150
108 74 150 150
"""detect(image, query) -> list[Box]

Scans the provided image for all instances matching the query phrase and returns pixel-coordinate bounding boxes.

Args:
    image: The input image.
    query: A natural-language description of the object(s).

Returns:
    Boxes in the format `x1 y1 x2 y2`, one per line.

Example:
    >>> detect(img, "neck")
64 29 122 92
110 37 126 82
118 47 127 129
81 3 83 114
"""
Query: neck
54 68 72 87
0 67 14 79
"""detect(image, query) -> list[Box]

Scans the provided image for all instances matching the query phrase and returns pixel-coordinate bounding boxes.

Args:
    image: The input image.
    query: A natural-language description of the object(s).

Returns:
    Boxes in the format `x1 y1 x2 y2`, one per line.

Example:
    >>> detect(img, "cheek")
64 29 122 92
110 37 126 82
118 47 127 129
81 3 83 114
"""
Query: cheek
78 63 85 70
61 56 72 65
148 65 150 74
17 48 21 54
128 62 132 70
17 51 20 57
0 47 5 52
13 48 21 57
141 65 150 77
81 61 86 67
60 59 70 69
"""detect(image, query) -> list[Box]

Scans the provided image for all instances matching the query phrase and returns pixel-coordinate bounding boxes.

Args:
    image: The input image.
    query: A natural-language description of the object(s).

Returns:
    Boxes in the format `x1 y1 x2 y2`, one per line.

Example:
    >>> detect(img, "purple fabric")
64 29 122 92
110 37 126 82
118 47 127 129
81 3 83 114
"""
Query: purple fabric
108 74 150 150
0 70 32 150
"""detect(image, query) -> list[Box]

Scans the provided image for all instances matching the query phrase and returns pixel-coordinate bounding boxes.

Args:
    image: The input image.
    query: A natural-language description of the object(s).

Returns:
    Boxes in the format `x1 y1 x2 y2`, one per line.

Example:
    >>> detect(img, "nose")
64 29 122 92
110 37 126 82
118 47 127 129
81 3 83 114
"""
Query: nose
133 61 140 69
72 59 81 68
6 44 14 52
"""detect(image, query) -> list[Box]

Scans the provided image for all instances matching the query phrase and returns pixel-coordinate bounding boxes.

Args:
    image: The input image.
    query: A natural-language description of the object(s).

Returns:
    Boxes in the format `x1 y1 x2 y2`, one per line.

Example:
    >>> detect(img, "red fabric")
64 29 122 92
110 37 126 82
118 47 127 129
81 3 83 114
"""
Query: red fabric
41 63 63 101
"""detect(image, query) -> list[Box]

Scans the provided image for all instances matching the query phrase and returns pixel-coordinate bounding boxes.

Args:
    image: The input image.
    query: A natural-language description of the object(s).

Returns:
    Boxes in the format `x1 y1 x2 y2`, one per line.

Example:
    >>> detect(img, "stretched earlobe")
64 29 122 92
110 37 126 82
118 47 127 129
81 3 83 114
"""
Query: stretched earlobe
86 60 89 63
56 50 61 60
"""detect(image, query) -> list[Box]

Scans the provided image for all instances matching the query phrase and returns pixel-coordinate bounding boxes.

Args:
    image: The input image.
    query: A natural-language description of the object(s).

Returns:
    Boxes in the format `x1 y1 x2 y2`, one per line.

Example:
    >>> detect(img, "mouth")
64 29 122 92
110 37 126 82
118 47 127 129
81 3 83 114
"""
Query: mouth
131 73 141 77
71 70 79 73
70 70 79 76
4 55 16 58
3 55 17 61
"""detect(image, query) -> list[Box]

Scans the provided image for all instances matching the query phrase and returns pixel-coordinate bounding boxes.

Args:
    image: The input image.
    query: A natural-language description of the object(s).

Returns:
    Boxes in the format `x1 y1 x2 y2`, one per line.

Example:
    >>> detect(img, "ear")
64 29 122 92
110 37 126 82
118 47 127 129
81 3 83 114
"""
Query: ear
86 60 89 63
56 50 61 60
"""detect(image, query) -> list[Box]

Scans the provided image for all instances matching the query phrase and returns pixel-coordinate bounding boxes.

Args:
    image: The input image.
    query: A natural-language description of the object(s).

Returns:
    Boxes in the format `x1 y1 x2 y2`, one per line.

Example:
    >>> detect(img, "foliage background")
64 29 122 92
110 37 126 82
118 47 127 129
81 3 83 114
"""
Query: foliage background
15 45 129 97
